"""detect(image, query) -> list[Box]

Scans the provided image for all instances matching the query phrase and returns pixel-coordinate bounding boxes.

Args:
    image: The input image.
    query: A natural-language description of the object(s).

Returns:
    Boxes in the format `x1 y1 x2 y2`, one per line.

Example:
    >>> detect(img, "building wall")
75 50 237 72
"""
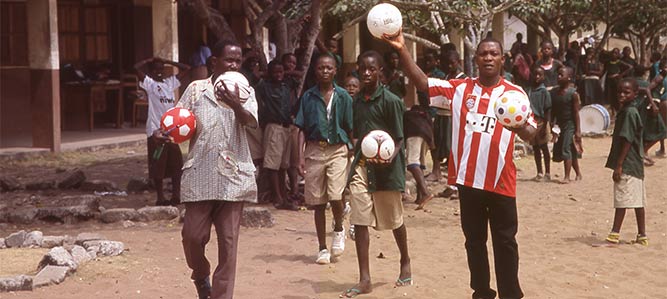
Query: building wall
0 68 31 147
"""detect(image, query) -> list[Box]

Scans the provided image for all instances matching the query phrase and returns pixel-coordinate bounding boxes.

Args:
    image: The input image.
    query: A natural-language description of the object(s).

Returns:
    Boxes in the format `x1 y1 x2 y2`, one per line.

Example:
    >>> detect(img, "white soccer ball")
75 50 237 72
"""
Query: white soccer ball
494 89 532 128
361 130 395 161
214 71 251 100
366 3 402 39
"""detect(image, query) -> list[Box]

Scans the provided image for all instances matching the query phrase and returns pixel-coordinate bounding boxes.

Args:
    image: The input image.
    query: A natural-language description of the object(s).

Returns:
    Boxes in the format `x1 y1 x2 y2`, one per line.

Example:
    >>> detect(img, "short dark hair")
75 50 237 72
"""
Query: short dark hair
540 40 553 48
477 37 503 54
267 60 283 72
620 77 638 91
212 40 241 57
281 53 296 63
315 53 336 68
358 50 384 68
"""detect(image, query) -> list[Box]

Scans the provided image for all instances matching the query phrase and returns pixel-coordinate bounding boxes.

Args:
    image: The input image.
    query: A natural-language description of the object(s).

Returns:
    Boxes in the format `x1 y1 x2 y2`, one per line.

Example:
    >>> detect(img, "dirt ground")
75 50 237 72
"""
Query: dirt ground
1 137 666 299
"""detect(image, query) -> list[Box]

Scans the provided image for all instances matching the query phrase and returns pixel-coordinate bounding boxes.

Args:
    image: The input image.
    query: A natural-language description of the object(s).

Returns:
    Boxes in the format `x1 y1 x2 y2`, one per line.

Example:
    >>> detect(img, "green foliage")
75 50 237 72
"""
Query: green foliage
282 0 312 19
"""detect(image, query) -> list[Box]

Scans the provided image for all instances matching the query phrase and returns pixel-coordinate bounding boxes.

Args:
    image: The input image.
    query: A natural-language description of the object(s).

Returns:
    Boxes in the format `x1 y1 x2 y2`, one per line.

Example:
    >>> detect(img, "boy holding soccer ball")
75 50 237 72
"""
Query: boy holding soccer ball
135 56 190 206
341 50 411 298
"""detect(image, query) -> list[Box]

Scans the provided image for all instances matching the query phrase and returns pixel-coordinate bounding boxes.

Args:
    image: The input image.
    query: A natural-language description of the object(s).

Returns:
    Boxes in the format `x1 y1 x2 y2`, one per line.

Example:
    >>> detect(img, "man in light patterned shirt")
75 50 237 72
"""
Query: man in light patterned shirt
166 40 258 299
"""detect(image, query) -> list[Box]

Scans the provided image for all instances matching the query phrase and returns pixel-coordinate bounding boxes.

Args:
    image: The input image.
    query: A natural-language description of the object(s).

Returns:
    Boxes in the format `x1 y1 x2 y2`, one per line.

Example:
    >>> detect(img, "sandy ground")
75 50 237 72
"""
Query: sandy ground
1 136 666 299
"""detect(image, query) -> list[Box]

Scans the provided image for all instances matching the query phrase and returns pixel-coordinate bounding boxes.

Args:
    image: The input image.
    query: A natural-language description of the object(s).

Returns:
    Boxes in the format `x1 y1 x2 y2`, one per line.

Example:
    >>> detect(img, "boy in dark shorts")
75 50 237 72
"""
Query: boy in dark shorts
135 57 190 206
604 78 648 246
528 66 552 181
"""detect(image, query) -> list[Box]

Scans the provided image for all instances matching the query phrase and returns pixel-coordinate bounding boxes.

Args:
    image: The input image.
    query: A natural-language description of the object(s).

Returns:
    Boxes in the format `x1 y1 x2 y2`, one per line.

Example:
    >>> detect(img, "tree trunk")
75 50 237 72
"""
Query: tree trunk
183 0 237 42
295 0 323 96
639 34 647 66
273 15 289 59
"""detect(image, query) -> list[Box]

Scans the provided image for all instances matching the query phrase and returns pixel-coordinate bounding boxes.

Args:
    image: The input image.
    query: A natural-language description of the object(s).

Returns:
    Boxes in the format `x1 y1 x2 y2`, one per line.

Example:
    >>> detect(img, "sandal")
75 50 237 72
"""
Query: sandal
395 277 413 287
643 157 655 166
605 232 620 244
634 234 648 246
340 288 363 298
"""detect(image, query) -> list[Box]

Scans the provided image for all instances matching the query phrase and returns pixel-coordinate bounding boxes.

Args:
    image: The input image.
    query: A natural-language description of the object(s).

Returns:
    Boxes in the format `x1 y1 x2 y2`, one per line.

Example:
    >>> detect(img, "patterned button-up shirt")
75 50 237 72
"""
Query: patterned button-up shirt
176 77 259 203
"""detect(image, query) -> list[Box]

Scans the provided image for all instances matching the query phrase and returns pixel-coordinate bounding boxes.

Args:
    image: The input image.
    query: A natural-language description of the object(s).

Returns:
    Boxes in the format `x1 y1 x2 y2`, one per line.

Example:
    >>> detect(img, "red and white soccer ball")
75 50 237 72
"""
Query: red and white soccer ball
160 107 196 143
361 130 395 161
494 90 532 128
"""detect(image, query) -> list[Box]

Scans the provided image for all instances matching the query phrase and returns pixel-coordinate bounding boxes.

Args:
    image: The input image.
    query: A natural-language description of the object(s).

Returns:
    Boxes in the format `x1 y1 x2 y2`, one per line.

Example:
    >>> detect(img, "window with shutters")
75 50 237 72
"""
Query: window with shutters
0 2 28 67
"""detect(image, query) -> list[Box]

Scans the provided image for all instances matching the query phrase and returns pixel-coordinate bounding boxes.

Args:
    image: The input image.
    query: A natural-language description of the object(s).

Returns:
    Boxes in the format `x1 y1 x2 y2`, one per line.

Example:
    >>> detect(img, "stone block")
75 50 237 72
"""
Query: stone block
25 180 56 190
75 232 105 245
135 206 179 222
83 240 124 257
126 177 150 192
57 169 86 189
35 205 97 224
22 231 43 248
241 207 275 228
69 245 91 265
0 177 23 192
5 230 27 248
100 208 139 223
0 275 32 292
32 266 69 288
80 180 119 192
42 236 65 248
7 209 37 224
38 246 77 271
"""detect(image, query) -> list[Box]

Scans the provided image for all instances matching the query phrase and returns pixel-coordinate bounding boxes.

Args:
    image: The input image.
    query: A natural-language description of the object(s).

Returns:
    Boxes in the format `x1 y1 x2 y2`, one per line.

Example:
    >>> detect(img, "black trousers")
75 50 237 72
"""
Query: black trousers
458 185 523 299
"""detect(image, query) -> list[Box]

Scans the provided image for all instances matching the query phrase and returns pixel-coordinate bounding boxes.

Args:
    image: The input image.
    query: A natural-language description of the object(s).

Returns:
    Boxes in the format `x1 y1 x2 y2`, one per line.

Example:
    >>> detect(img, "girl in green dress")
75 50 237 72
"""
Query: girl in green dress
551 67 583 183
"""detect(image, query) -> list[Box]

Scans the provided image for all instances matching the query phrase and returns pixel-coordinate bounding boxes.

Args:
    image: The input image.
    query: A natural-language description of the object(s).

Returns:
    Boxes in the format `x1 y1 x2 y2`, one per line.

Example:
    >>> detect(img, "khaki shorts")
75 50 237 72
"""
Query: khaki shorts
304 142 348 205
263 123 291 170
348 165 404 231
614 174 646 208
406 136 427 167
245 126 264 161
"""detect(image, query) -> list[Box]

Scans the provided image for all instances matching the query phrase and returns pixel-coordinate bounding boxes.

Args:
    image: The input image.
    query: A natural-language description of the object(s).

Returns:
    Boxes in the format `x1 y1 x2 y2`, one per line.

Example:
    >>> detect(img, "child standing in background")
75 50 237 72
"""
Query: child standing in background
551 67 583 183
604 78 648 246
528 66 552 181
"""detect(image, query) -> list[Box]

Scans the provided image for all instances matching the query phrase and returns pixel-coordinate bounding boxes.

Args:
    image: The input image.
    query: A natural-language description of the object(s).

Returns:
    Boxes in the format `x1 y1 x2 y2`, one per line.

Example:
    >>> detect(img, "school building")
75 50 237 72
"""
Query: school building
0 0 252 152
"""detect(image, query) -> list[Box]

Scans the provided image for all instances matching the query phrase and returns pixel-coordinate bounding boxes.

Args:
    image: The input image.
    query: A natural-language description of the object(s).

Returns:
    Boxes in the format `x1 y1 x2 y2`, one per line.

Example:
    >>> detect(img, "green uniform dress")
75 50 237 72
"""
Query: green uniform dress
349 85 406 192
605 104 644 179
604 60 623 109
634 79 667 142
551 87 581 162
528 83 552 145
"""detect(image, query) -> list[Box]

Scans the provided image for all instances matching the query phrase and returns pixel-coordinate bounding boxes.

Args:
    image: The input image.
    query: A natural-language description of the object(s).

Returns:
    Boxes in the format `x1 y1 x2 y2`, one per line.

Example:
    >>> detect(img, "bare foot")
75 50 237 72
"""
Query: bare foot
558 178 571 184
575 174 583 181
424 173 441 182
415 194 434 210
340 281 372 298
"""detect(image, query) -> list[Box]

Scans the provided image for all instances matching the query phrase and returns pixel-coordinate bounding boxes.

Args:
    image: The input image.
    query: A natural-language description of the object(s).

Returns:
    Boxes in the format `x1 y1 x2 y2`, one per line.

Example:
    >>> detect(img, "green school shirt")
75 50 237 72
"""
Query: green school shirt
528 83 551 119
605 103 644 179
255 79 292 127
351 85 406 192
295 84 353 148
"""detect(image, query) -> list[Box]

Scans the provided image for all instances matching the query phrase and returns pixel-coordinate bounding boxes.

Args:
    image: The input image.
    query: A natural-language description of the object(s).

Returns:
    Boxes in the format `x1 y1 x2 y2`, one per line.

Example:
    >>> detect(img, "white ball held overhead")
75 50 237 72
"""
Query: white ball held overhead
366 3 403 39
361 130 395 162
214 71 251 100
494 89 532 128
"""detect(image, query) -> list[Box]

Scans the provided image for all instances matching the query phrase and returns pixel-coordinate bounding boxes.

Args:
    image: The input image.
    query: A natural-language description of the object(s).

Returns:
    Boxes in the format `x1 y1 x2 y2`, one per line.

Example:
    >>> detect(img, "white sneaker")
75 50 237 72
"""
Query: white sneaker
331 229 346 257
316 249 331 264
343 202 351 216
349 225 356 240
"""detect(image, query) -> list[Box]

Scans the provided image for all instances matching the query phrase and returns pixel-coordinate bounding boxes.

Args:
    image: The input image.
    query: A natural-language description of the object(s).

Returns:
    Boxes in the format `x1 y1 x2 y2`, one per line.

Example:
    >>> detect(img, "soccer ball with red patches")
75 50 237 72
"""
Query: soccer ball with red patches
361 130 395 162
160 107 196 143
494 89 532 128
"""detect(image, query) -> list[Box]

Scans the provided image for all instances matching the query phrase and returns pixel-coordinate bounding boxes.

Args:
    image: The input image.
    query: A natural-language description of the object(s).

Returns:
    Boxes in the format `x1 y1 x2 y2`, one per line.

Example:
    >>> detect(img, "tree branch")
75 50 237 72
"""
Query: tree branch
404 32 440 50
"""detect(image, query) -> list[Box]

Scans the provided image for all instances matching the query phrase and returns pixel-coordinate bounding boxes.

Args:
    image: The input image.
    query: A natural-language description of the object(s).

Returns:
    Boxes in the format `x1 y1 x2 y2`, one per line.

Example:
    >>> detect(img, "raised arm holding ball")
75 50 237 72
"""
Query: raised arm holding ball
383 29 534 299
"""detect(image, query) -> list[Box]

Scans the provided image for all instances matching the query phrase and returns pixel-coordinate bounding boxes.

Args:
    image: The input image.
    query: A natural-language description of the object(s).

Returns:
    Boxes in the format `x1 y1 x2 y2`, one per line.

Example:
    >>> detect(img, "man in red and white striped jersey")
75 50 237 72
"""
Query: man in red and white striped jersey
384 30 535 299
